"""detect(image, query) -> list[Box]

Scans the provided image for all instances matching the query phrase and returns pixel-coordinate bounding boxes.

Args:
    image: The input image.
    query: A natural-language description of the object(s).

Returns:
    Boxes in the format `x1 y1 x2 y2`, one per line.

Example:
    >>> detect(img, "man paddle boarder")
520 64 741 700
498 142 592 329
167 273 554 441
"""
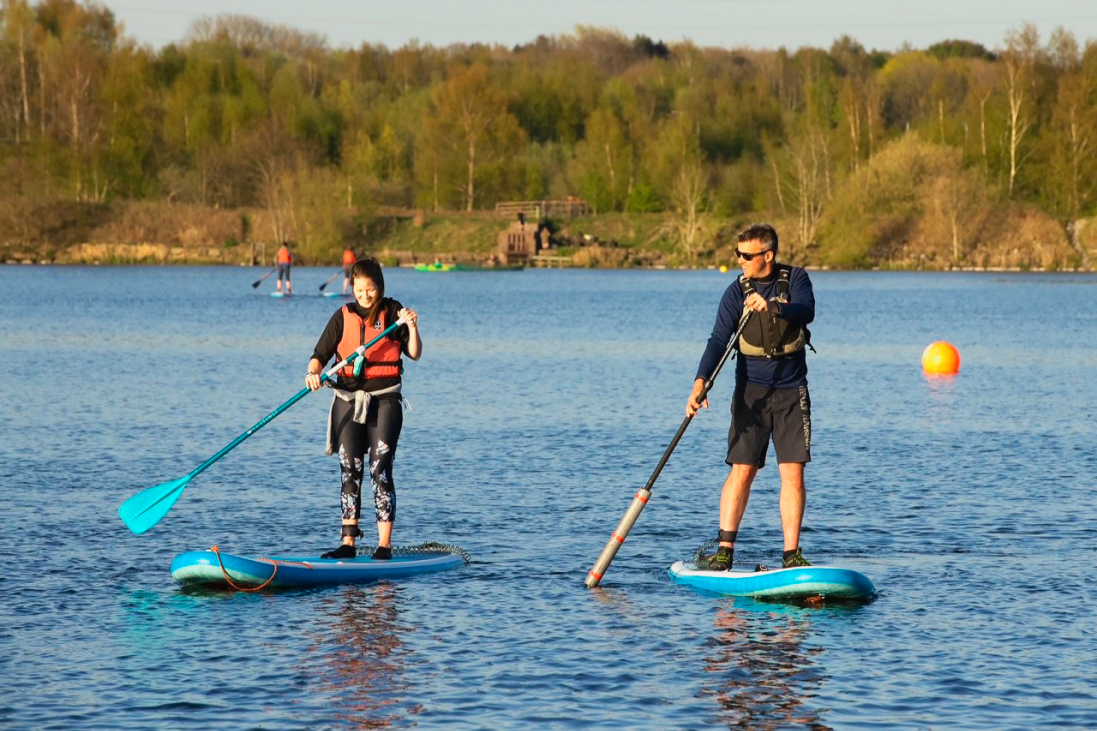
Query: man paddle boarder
686 223 816 571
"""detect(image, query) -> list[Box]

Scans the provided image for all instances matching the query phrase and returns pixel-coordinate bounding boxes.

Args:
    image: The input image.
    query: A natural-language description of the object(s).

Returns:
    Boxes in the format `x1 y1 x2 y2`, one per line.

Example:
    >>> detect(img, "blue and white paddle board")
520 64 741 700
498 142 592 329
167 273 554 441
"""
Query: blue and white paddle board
669 561 875 600
322 291 349 298
269 291 289 298
171 549 464 589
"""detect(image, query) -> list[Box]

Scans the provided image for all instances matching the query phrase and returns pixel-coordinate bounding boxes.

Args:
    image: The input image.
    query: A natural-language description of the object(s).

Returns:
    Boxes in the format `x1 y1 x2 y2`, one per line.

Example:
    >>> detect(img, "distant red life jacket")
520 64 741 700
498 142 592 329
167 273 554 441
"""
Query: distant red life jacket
276 246 292 264
342 250 356 266
336 305 402 381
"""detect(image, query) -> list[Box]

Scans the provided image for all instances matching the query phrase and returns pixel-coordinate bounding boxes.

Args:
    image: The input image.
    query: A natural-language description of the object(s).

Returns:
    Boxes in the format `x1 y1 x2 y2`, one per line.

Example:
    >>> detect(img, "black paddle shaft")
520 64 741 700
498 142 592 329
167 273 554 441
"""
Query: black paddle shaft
584 311 753 588
251 268 276 288
318 269 341 291
641 311 751 492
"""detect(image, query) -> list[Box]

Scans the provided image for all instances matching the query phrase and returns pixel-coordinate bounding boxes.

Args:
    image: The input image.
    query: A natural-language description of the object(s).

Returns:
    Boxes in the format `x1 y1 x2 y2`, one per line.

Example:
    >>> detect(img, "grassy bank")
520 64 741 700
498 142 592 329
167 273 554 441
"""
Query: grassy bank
1 199 1095 271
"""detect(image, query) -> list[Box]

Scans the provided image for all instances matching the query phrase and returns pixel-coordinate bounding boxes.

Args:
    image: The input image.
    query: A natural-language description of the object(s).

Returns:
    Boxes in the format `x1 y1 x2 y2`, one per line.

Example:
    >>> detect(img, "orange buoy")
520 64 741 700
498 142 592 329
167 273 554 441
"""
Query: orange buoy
922 341 961 375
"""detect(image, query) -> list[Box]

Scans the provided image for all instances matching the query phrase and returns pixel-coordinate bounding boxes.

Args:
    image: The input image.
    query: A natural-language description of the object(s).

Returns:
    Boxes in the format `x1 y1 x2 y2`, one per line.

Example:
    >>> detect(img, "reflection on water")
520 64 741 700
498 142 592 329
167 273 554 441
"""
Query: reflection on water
702 602 829 730
310 583 417 729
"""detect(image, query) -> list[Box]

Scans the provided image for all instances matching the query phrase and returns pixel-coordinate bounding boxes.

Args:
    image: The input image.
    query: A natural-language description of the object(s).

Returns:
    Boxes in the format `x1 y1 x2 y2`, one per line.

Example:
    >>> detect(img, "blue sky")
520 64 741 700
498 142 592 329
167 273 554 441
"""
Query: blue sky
110 0 1097 52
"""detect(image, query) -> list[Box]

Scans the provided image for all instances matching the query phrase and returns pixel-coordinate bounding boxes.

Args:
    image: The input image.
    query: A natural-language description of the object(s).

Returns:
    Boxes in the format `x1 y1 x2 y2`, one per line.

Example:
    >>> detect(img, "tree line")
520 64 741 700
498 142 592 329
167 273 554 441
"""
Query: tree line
1 1 1095 267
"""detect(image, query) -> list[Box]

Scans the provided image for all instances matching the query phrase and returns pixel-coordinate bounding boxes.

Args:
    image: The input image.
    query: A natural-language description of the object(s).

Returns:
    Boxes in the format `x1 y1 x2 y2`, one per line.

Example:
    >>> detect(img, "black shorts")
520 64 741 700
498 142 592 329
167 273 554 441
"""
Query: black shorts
726 383 811 468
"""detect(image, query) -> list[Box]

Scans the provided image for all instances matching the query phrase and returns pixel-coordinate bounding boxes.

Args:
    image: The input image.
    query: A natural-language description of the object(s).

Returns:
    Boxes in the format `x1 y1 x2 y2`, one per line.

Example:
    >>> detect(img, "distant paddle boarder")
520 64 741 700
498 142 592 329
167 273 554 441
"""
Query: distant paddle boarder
304 257 422 559
275 241 293 295
686 223 816 571
341 248 356 294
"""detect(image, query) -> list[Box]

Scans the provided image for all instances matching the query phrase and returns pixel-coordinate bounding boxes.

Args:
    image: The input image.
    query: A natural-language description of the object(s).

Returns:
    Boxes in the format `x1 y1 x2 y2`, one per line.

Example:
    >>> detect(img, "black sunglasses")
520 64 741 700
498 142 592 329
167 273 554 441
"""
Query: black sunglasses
736 248 770 261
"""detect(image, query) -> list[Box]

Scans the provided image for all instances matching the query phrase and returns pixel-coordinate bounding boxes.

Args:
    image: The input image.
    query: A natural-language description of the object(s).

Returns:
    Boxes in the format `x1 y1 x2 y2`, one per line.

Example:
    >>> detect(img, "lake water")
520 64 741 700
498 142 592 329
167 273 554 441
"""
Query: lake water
1 265 1095 729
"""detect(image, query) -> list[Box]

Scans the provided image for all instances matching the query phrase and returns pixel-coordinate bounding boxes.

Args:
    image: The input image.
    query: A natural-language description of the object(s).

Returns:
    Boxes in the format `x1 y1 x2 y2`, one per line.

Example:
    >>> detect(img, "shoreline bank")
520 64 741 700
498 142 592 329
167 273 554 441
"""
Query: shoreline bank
3 258 1093 274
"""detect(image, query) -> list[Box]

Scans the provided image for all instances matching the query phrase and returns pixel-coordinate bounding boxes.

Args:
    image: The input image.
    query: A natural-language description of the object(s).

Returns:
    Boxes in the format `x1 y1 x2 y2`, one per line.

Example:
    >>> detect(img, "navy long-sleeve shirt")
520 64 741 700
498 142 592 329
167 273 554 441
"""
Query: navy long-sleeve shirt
695 266 815 388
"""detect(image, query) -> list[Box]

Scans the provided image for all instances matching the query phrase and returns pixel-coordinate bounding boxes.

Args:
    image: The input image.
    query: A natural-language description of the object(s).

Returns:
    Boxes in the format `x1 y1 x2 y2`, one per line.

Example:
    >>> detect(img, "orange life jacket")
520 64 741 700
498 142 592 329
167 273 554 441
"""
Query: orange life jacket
276 246 292 264
336 305 402 382
342 250 356 266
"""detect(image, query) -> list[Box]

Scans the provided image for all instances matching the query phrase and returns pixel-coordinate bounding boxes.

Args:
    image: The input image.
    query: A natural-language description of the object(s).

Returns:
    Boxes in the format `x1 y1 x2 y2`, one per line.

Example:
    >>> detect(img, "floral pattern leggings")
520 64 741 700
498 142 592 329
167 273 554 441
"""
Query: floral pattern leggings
331 395 402 537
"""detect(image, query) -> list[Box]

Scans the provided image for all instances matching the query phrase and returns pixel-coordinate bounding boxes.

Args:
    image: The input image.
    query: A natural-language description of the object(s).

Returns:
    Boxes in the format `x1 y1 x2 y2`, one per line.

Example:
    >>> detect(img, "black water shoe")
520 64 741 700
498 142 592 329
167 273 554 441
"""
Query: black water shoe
707 545 733 571
782 548 811 568
371 546 392 560
321 544 357 559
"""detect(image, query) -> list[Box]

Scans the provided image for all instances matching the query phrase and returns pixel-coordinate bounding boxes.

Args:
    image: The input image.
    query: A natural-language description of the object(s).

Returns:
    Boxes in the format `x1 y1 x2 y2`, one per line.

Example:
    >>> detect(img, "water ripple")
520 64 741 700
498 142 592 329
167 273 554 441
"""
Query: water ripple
2 267 1096 728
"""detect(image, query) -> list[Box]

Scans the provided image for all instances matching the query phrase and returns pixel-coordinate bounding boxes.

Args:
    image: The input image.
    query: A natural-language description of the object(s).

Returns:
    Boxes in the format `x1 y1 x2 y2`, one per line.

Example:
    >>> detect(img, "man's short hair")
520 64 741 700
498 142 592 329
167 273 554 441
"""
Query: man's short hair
737 223 779 253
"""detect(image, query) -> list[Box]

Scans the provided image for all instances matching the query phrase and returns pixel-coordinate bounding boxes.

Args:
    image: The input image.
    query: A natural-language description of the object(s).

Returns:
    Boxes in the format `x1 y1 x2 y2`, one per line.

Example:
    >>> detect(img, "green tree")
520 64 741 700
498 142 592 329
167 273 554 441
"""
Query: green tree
96 41 156 198
1002 22 1041 198
819 133 990 267
2 0 36 143
35 0 119 199
879 52 941 129
926 39 994 61
429 62 525 210
652 110 708 261
1040 30 1097 217
570 107 632 213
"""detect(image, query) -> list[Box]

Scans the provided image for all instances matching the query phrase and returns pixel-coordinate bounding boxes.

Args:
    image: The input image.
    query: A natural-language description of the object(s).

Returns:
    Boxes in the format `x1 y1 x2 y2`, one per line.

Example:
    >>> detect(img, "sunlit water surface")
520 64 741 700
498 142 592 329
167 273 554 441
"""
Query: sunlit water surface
1 266 1095 729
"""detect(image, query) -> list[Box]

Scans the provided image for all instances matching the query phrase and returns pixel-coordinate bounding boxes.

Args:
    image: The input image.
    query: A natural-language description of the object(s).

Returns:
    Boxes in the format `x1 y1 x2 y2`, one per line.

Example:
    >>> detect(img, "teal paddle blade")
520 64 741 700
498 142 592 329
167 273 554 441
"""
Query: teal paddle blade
118 476 191 534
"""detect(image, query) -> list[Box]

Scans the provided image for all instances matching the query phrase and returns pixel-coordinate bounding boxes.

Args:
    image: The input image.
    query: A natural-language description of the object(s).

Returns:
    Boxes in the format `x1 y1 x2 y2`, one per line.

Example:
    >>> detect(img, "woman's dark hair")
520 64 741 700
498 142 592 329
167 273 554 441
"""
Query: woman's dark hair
350 256 386 324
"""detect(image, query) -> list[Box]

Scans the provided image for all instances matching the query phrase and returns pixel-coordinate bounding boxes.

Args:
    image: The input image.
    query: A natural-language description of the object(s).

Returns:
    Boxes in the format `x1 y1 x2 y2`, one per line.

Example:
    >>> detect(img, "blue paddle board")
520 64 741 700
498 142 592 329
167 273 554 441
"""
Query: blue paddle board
171 549 465 589
269 291 289 298
322 291 349 298
669 560 875 600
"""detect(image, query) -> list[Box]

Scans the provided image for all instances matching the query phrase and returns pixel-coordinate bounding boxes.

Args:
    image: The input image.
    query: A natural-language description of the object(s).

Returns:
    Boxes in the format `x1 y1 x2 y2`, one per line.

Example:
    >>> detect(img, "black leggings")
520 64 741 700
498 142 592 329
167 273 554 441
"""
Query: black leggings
331 395 403 536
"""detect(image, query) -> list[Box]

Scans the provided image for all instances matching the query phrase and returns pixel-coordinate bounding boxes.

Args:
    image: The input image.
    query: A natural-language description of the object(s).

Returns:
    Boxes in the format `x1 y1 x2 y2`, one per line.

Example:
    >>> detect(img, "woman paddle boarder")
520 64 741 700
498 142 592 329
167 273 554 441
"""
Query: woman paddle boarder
341 247 356 294
275 241 293 295
304 257 422 559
